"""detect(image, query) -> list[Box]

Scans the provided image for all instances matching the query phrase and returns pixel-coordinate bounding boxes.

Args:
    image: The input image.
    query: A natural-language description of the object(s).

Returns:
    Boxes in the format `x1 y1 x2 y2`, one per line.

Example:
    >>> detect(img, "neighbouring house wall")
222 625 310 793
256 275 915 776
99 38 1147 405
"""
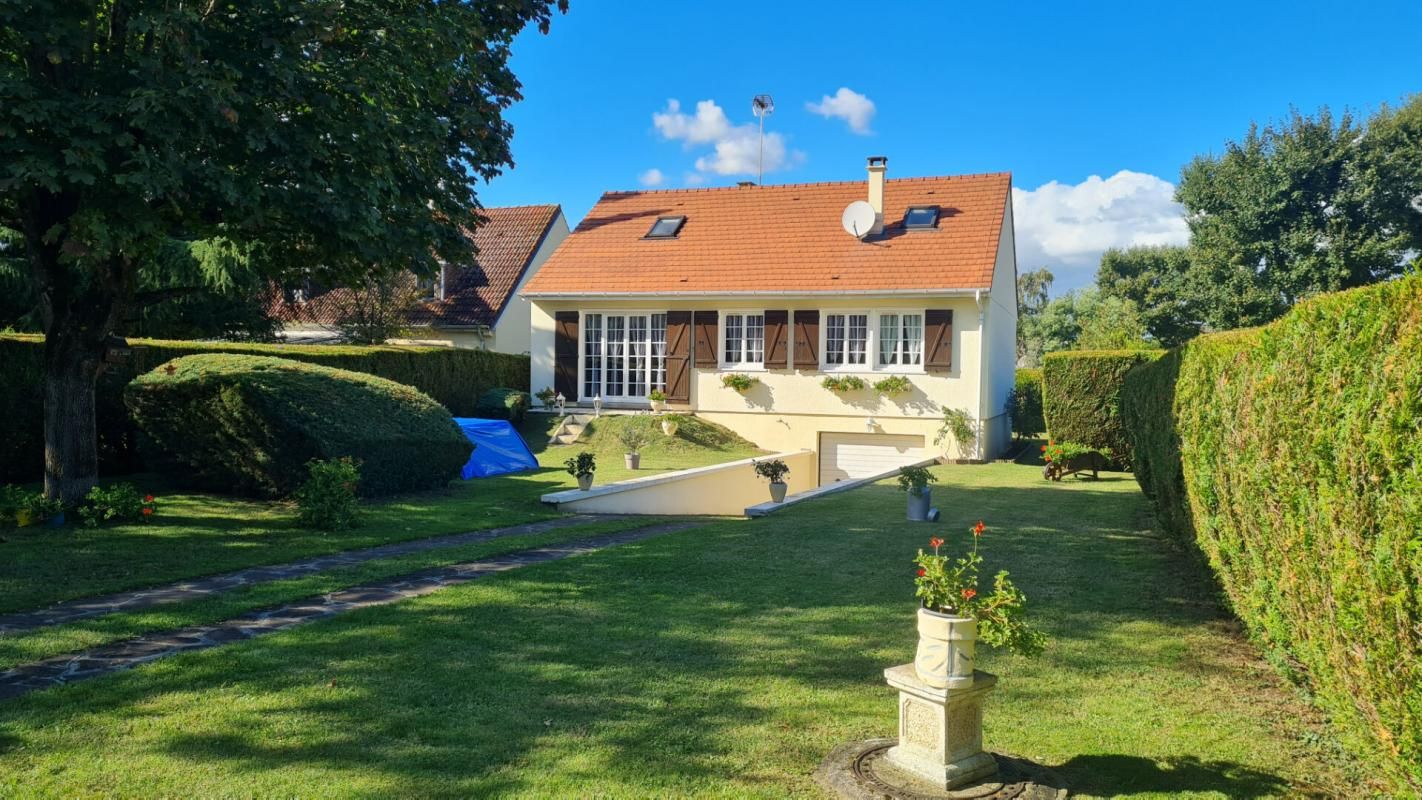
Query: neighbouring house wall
979 199 1019 459
528 295 986 458
487 212 570 355
541 450 817 515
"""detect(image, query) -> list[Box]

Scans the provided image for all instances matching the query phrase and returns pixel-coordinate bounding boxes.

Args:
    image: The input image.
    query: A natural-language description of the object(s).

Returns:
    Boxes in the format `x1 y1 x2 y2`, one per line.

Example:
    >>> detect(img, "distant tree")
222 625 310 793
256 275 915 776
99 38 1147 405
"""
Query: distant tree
1 1 565 502
1176 97 1422 330
1095 246 1202 347
1016 267 1054 364
1020 288 1156 365
332 275 425 345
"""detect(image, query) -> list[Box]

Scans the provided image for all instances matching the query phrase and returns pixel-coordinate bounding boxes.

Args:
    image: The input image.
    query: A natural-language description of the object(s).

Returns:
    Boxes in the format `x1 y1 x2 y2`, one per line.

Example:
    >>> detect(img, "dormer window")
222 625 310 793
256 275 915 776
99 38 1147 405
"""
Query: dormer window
904 205 939 229
645 216 686 238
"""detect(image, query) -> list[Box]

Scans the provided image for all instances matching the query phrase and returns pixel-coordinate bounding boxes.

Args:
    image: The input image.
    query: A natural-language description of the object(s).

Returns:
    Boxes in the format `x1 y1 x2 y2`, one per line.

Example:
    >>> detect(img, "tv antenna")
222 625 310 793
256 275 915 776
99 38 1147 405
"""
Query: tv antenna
751 94 774 185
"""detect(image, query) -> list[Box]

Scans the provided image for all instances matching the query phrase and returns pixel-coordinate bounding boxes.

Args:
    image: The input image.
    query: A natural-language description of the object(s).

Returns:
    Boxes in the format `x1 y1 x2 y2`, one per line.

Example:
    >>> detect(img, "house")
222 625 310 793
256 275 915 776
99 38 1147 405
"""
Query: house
522 158 1018 480
276 204 570 354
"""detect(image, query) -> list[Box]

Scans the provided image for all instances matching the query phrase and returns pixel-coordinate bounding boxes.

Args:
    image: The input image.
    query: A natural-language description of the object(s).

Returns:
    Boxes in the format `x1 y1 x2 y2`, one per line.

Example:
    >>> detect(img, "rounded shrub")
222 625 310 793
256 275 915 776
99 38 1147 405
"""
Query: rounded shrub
124 354 472 497
473 387 531 424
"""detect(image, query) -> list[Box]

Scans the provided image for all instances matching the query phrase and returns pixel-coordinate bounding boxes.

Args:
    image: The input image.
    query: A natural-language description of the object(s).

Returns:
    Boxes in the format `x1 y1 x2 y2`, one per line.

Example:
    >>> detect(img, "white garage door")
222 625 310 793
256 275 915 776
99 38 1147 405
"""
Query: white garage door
819 433 926 484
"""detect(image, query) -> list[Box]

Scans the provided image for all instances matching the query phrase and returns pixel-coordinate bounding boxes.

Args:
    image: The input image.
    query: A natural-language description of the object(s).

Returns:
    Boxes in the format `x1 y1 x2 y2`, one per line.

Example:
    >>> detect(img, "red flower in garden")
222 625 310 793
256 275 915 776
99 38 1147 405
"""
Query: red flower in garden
929 537 944 549
972 520 986 537
916 568 926 577
142 507 153 516
144 494 155 503
1041 445 1047 452
961 588 977 600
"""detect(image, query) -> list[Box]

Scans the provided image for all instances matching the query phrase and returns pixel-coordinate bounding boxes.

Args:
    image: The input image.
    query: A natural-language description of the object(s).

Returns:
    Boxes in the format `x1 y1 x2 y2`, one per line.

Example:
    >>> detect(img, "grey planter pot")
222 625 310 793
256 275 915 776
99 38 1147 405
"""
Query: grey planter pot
769 481 788 503
624 453 641 470
577 474 594 491
907 488 932 521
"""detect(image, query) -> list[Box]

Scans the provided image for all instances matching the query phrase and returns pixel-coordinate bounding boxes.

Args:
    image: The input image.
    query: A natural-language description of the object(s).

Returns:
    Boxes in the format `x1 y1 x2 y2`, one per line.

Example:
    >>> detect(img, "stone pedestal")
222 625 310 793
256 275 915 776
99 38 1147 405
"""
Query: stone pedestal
883 663 999 790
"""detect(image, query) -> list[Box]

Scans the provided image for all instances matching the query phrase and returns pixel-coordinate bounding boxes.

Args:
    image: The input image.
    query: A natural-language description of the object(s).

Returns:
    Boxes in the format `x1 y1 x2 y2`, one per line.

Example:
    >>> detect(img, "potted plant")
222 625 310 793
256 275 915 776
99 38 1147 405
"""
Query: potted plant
660 413 684 437
1041 440 1112 481
535 386 557 409
912 521 1046 689
618 425 651 470
753 459 791 503
564 452 597 491
821 375 867 394
873 375 913 397
648 388 667 412
721 373 758 393
897 465 938 521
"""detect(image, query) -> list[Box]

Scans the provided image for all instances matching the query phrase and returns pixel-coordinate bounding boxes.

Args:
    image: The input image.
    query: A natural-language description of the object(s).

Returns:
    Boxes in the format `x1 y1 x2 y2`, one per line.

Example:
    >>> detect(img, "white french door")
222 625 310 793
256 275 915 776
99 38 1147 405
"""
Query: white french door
583 313 666 400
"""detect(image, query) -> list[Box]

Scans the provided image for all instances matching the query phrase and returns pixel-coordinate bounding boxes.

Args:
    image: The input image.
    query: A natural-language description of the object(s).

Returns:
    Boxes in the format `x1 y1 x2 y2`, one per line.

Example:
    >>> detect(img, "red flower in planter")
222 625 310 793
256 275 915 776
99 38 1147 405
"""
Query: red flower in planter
1040 445 1047 452
142 507 153 516
916 568 926 577
972 520 986 537
144 494 155 503
928 537 944 549
961 588 977 600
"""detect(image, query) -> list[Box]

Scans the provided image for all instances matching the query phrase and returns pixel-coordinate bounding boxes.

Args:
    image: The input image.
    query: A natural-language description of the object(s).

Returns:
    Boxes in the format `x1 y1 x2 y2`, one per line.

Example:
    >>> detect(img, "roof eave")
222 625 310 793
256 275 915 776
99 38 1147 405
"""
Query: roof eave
523 287 992 299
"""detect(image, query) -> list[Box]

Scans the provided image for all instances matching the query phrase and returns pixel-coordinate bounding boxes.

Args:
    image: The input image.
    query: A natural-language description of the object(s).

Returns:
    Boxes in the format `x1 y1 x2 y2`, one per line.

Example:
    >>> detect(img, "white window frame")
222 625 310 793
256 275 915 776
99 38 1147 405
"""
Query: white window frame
577 310 668 402
719 310 767 371
819 309 928 374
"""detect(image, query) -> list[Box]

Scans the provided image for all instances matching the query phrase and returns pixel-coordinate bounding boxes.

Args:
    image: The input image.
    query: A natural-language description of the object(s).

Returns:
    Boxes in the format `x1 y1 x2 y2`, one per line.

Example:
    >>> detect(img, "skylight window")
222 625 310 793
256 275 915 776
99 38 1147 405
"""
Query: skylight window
904 206 940 229
645 216 686 238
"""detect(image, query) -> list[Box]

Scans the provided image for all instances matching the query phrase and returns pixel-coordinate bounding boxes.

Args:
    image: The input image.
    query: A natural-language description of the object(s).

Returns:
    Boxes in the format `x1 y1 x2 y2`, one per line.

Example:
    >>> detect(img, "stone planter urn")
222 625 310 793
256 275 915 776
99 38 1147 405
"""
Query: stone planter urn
577 474 594 491
906 488 931 521
769 481 788 503
650 399 665 413
661 420 678 436
624 453 641 470
914 608 977 690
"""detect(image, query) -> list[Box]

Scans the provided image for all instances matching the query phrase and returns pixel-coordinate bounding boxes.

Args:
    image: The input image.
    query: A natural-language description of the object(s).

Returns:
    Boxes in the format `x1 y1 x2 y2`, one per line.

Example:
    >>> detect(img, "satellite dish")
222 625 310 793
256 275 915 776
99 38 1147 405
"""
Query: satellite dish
841 200 876 239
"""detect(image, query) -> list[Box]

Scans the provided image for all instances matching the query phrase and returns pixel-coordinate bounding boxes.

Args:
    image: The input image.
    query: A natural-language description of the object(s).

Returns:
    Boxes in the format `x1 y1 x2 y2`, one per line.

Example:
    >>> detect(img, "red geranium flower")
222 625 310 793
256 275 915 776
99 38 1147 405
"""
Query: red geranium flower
928 537 944 549
916 568 926 577
972 520 986 537
144 494 155 503
961 588 977 600
1040 445 1047 452
142 507 153 516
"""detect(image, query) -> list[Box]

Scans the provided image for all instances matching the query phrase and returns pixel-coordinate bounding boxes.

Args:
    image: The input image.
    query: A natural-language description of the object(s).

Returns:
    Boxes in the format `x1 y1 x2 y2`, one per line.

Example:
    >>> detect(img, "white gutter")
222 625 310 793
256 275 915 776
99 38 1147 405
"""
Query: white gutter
523 287 991 299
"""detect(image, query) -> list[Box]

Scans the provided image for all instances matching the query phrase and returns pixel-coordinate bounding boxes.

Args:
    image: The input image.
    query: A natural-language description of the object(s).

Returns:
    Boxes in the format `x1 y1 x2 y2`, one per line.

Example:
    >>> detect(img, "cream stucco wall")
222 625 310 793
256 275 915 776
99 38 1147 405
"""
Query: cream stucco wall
979 200 1019 458
529 294 990 458
541 450 817 516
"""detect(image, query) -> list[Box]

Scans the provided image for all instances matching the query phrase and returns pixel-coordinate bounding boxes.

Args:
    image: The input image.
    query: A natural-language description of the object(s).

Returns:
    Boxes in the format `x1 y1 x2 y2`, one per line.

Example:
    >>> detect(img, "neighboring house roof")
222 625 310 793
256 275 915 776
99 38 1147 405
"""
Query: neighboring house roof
273 203 561 327
522 173 1010 296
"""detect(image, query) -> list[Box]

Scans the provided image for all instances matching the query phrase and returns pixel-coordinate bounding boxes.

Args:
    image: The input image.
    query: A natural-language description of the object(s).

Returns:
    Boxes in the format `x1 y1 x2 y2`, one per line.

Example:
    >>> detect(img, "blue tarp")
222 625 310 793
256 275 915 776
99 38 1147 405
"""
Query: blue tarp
452 418 539 479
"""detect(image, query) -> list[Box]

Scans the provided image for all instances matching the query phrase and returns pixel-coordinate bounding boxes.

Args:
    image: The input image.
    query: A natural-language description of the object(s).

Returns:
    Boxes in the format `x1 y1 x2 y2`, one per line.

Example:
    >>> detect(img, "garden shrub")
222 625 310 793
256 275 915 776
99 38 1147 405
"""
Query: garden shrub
1041 349 1161 469
77 483 156 528
124 354 472 498
472 387 531 424
1121 276 1422 793
1005 368 1044 437
295 457 362 531
0 334 527 482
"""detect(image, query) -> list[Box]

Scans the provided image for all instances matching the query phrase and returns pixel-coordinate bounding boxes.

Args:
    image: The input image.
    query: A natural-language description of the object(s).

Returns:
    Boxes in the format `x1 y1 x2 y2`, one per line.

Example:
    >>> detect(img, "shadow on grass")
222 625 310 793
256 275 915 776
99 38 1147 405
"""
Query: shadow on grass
1053 753 1292 798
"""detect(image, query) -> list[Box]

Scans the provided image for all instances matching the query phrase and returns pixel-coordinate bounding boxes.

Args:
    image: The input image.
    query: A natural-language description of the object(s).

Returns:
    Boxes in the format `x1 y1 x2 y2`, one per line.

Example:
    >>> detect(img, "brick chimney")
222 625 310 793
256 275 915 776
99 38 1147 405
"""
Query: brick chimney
867 156 887 234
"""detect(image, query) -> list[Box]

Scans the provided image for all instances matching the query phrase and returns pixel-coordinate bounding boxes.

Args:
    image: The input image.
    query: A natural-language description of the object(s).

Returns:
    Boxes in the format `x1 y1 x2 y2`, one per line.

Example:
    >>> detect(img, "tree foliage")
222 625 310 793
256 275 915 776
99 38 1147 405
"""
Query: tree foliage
1095 245 1202 347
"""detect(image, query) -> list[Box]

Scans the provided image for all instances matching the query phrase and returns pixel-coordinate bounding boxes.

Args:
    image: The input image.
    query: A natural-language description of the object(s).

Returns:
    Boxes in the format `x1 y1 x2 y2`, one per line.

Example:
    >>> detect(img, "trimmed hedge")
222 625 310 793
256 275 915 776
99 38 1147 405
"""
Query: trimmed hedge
1121 276 1422 793
125 355 473 497
473 387 531 424
1041 350 1161 468
0 334 527 482
1006 368 1045 437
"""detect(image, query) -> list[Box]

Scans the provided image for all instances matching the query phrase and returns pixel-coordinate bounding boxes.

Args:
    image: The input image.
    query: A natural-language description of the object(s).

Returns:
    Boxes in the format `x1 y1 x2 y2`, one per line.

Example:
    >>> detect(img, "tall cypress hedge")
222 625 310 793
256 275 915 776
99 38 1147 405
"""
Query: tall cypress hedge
1006 368 1045 437
1041 349 1162 468
0 334 528 482
1121 276 1422 793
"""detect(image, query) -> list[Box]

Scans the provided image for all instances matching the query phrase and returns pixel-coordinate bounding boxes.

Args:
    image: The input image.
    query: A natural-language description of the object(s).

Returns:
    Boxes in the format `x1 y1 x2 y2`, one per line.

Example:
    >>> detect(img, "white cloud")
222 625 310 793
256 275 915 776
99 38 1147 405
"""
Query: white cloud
1011 171 1190 291
806 87 876 134
652 98 804 178
639 168 665 187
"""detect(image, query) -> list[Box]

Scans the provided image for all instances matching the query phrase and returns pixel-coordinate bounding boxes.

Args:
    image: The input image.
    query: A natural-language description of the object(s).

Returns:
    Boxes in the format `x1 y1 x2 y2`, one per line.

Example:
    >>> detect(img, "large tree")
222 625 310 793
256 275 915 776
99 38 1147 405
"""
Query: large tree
1176 97 1422 330
1095 245 1202 347
1 1 565 502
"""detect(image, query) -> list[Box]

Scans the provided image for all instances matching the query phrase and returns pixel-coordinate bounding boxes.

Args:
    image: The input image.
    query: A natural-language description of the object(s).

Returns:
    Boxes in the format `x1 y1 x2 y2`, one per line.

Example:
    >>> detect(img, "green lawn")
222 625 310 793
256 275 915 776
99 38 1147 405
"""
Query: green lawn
0 458 1364 798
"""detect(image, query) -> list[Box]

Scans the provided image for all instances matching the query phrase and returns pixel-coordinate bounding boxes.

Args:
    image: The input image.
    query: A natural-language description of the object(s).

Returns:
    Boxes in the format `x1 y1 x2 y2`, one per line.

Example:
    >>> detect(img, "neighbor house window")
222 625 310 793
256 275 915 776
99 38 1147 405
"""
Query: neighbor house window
878 313 924 366
723 313 765 366
825 313 868 366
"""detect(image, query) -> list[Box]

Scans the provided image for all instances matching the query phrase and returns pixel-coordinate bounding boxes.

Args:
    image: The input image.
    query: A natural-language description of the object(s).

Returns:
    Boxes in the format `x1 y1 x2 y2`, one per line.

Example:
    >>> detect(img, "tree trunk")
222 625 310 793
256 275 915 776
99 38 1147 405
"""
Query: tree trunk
43 335 106 505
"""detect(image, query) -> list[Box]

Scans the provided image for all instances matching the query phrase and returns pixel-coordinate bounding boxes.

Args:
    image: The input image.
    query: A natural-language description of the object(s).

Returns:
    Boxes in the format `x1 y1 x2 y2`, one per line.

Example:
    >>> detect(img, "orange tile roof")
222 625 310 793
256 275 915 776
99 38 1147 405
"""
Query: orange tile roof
523 173 1010 296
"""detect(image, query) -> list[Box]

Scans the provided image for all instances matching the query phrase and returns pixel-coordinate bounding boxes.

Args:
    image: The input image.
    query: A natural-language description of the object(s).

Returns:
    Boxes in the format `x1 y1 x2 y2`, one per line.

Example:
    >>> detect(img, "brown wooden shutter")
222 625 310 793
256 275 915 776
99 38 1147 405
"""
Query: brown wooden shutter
693 311 718 368
554 311 579 400
665 311 692 402
793 310 819 369
763 310 788 369
925 309 953 369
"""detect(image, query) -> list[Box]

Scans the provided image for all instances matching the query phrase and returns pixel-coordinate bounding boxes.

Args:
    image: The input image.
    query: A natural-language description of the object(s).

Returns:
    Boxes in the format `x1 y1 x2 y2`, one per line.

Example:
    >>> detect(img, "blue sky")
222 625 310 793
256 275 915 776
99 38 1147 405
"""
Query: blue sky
479 0 1422 293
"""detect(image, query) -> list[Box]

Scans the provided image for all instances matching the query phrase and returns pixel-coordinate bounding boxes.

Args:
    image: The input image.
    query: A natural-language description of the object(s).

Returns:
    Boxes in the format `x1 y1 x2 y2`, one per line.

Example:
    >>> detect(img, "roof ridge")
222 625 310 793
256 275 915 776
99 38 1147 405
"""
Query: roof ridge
478 202 561 212
602 172 1011 197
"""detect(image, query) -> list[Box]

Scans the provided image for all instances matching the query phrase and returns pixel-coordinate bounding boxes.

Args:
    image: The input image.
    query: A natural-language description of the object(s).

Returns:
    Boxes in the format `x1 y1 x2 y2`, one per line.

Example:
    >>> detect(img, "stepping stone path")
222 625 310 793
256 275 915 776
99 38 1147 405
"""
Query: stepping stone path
0 514 620 636
0 520 698 701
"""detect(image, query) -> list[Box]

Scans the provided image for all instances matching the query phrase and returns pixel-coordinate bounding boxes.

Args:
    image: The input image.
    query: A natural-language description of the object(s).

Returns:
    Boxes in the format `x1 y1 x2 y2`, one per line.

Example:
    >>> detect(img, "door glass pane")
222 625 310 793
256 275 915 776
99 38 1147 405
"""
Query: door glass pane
724 314 743 364
629 316 648 397
847 314 868 364
583 314 602 398
746 314 764 363
879 314 899 365
606 315 625 396
903 314 923 365
651 313 667 391
826 314 845 365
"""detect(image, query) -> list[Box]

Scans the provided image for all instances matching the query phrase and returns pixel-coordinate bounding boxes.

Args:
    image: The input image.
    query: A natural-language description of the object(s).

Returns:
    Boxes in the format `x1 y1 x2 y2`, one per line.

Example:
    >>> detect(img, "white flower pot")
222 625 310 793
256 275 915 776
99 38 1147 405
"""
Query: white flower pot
914 608 976 689
624 453 640 470
661 421 678 436
769 481 788 503
907 488 931 521
650 400 665 412
577 474 594 491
